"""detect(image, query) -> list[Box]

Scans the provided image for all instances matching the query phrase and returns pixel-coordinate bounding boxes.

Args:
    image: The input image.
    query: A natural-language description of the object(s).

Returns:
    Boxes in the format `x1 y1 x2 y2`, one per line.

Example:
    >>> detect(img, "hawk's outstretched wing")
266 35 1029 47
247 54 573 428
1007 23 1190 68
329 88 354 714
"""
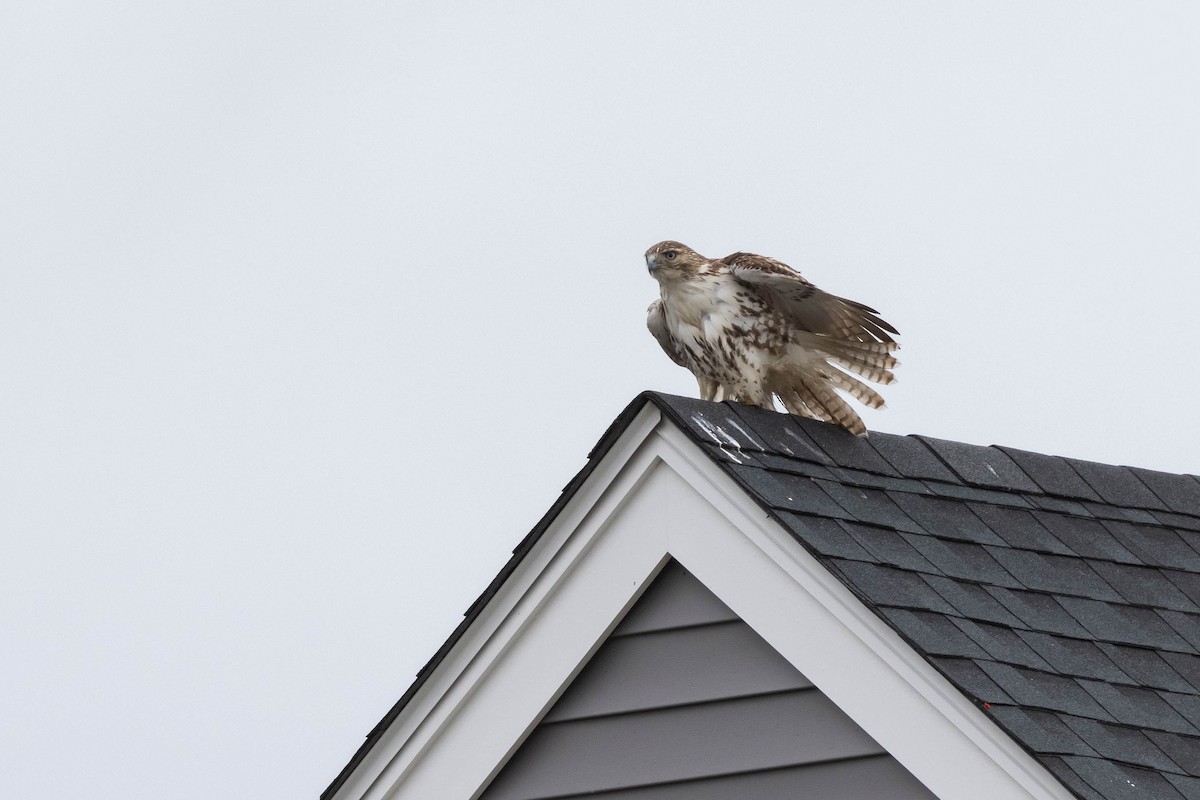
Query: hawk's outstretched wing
721 252 898 344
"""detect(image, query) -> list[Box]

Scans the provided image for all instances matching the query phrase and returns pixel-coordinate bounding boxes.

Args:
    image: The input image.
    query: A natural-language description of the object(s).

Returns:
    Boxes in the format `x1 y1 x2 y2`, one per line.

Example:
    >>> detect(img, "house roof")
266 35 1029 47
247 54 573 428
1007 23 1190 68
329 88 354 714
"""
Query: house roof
324 392 1200 800
656 393 1200 800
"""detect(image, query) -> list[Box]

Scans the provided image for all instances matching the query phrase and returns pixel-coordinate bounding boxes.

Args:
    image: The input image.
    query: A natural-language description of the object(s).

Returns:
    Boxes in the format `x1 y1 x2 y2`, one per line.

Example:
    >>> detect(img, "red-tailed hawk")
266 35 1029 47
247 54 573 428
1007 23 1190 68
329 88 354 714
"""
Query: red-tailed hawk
645 240 899 436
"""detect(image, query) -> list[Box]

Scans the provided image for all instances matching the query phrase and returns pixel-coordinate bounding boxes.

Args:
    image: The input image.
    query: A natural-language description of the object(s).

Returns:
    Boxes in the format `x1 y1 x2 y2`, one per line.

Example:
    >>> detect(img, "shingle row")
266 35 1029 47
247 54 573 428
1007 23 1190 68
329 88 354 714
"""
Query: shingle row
742 476 1200 611
818 550 1200 656
668 397 1200 518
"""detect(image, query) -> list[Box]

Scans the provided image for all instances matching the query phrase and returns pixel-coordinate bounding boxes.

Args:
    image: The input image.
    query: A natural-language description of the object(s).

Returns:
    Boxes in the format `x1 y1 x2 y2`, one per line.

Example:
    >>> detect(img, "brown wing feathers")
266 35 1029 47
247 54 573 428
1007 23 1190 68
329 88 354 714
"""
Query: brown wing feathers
721 252 898 344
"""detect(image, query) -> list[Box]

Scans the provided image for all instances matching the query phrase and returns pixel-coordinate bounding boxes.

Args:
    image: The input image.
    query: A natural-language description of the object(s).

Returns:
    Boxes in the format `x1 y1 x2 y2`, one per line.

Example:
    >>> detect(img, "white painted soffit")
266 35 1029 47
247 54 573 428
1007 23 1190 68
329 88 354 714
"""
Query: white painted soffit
327 400 1075 800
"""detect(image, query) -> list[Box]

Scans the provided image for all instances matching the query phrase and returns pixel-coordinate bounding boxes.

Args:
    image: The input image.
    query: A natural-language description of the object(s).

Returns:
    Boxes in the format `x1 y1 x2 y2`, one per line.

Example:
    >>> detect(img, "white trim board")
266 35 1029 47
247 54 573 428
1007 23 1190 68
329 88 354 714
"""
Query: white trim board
327 404 1074 800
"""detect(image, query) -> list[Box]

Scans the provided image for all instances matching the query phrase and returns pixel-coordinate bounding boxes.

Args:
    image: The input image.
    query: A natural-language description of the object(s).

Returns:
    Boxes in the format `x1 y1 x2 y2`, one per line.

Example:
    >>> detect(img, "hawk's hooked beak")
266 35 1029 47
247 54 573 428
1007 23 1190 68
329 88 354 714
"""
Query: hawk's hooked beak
646 253 658 274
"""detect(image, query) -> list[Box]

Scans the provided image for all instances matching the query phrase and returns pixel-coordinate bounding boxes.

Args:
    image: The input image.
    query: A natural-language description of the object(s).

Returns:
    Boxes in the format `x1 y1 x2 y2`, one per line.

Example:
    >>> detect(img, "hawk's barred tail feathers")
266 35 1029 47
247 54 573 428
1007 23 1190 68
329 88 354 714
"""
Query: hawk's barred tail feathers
779 387 833 423
782 375 869 436
824 370 886 410
792 333 899 385
771 334 900 436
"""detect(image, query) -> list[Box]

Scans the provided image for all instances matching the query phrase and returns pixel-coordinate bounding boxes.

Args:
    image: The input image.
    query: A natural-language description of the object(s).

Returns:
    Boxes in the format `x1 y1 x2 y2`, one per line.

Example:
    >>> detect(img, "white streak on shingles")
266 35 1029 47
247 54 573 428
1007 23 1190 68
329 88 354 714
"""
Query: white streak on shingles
691 415 745 465
691 415 742 448
783 428 820 459
723 418 762 452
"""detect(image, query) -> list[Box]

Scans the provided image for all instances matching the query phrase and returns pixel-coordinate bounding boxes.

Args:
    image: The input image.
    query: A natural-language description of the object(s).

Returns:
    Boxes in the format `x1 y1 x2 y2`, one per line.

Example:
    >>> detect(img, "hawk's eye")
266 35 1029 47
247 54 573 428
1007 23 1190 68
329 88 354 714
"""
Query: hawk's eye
664 250 678 260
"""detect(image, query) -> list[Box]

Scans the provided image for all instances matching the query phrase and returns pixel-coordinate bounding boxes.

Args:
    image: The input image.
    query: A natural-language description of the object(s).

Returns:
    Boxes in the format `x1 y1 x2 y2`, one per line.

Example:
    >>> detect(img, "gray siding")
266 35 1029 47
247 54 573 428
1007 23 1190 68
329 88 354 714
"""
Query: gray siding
542 621 811 722
480 562 938 800
541 757 934 800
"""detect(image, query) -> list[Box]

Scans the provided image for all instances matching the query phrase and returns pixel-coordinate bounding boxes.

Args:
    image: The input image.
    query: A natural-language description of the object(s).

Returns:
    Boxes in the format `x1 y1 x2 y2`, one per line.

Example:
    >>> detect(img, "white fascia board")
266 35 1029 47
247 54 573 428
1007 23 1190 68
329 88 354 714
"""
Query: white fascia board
328 402 668 800
330 406 1075 800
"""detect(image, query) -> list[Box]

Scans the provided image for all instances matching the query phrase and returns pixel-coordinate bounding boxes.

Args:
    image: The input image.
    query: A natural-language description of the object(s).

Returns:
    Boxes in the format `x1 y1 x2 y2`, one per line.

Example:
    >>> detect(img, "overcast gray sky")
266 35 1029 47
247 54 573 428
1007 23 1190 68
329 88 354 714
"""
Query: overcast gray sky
3 3 1199 798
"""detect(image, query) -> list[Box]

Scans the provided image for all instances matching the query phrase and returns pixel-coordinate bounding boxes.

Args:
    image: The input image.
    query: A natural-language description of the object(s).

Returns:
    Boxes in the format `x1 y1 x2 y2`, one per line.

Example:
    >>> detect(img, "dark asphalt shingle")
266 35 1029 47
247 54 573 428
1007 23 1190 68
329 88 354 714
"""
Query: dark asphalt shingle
866 432 961 483
1036 512 1143 564
1041 757 1107 800
985 587 1092 638
825 465 932 495
1086 503 1164 525
1015 631 1132 684
1061 756 1188 800
775 513 873 560
930 656 1013 704
987 548 1123 602
1161 692 1200 734
1058 598 1193 652
1161 651 1200 692
1028 494 1096 516
812 480 924 532
724 466 851 518
752 453 836 479
920 574 1024 627
1067 459 1170 511
1077 681 1198 735
1128 469 1200 517
1091 561 1200 613
903 536 1022 587
799 418 900 475
913 435 1041 492
917 481 1033 509
888 492 1006 544
950 618 1053 671
725 402 831 463
840 522 940 572
1148 731 1200 775
968 504 1075 555
1160 611 1200 652
987 707 1098 757
1167 772 1200 800
976 661 1114 720
1098 644 1195 694
662 395 770 453
698 442 765 467
1059 715 1182 773
1175 529 1200 562
881 608 990 658
1155 511 1200 533
825 559 957 614
996 446 1104 501
1105 522 1200 572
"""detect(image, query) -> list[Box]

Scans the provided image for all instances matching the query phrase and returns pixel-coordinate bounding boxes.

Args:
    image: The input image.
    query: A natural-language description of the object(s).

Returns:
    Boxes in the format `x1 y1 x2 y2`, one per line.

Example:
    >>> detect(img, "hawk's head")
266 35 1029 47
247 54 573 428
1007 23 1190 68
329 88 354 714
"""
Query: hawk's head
645 241 707 282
